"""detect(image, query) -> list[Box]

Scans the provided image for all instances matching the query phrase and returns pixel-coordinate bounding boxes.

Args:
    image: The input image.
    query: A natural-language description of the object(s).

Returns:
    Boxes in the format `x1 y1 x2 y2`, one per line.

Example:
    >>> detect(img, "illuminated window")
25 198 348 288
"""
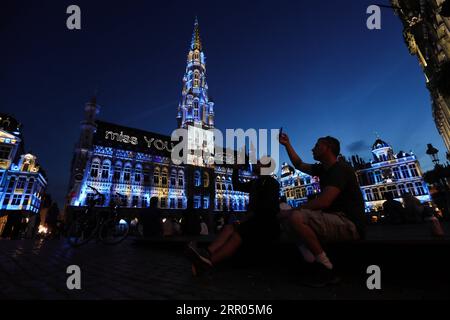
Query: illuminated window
11 195 22 206
3 194 10 206
194 171 201 187
367 172 375 185
393 167 401 180
143 167 151 184
170 170 177 187
415 182 425 195
409 164 419 177
374 171 382 183
203 197 209 209
401 166 410 179
153 167 160 186
373 188 380 201
398 184 406 195
132 196 139 208
203 172 209 188
124 164 131 181
0 145 12 160
365 189 374 201
406 183 415 195
135 165 142 183
194 196 201 209
90 159 100 178
7 177 15 193
170 198 176 209
113 162 122 181
101 161 110 179
161 168 168 187
160 197 167 208
25 179 34 194
178 170 184 187
23 195 30 206
16 177 26 190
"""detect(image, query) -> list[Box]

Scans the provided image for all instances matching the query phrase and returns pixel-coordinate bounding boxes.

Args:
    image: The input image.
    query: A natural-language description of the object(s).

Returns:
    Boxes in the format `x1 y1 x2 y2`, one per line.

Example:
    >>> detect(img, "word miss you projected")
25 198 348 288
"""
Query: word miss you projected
94 121 175 157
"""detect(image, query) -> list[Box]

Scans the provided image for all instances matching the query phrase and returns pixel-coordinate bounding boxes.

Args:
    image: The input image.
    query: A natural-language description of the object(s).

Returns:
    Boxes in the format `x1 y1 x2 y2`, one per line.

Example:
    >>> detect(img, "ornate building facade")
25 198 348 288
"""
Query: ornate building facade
354 138 431 212
279 138 432 213
392 0 450 151
0 114 47 216
67 20 252 212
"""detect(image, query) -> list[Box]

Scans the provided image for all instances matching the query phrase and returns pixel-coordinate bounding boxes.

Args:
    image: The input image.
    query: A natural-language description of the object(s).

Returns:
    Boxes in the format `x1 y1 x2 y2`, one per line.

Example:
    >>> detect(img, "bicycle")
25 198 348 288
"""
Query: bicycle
67 186 130 247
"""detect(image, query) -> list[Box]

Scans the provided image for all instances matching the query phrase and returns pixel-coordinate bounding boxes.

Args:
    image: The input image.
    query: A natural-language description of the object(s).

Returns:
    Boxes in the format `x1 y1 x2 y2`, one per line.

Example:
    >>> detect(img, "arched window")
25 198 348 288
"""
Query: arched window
194 171 201 187
90 159 100 178
143 166 151 184
227 184 232 192
135 165 142 183
113 162 122 181
170 169 177 187
409 164 419 177
216 183 221 190
178 170 184 187
153 167 160 186
101 160 111 179
161 168 168 187
203 172 209 187
124 163 131 181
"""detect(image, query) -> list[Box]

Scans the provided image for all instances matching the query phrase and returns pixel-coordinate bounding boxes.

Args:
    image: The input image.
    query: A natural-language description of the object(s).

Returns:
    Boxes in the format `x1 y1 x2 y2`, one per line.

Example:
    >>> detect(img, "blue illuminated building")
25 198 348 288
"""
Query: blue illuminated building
0 114 47 224
67 20 252 212
279 137 432 214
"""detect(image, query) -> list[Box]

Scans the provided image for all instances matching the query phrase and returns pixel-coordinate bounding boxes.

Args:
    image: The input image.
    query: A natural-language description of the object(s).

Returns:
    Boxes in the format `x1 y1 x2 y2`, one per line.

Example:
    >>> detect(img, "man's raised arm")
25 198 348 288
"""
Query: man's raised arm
279 133 314 175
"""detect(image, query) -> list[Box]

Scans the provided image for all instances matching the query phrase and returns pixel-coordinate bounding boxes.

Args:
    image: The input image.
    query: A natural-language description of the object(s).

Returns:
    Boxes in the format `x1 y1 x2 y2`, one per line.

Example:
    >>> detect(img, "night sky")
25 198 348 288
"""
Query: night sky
1 0 446 206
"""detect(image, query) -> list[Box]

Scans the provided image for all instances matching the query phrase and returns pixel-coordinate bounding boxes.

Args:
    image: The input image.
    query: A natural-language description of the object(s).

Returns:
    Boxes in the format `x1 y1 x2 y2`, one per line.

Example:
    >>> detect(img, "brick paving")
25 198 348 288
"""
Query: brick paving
0 223 450 300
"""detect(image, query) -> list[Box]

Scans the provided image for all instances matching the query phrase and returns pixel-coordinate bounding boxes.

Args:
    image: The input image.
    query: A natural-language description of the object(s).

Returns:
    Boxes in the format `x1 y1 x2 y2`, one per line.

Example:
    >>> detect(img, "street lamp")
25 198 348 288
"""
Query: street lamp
426 143 440 166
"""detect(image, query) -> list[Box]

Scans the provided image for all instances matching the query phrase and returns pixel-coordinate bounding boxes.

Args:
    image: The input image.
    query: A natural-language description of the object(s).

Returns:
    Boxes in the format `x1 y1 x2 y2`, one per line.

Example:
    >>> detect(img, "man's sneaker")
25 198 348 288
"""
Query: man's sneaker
185 242 212 276
300 262 340 288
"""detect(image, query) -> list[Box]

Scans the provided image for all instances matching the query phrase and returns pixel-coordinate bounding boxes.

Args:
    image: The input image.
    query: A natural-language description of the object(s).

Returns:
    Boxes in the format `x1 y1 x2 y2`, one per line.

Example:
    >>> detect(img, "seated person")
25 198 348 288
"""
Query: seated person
185 157 280 276
279 133 366 287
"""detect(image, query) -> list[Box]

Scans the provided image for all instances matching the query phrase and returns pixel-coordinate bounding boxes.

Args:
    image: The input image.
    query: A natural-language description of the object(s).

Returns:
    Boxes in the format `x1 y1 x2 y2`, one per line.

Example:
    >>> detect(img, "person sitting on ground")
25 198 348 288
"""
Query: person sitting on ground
185 157 281 276
279 133 366 287
383 192 406 225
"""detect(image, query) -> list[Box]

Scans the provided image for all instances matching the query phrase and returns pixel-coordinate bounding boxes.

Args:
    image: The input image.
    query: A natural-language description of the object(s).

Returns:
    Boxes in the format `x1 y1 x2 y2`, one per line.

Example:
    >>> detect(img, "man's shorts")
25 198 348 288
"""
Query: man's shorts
282 209 360 243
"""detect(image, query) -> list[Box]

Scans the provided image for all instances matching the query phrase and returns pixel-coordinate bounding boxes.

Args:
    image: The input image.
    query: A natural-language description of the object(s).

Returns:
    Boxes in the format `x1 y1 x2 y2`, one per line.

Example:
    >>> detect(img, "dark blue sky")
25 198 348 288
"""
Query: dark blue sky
1 0 446 206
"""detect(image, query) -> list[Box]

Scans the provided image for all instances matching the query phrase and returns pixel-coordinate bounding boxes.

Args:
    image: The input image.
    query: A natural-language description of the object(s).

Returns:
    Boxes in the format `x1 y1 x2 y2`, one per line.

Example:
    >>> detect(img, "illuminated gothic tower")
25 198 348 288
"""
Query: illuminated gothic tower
177 18 215 129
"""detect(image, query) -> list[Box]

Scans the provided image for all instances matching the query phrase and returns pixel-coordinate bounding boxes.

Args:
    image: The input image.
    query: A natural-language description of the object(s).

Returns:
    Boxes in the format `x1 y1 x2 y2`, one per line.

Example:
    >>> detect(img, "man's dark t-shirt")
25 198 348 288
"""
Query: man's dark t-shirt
311 161 366 238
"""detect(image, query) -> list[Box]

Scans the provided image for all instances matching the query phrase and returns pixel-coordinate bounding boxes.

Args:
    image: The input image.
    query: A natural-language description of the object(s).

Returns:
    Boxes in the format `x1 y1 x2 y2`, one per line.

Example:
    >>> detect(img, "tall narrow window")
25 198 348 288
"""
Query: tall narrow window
7 177 16 193
161 168 168 187
135 165 142 183
124 164 131 181
90 159 100 178
401 166 410 179
153 167 160 186
415 182 425 195
203 172 209 188
170 170 177 187
409 164 419 177
25 178 34 194
143 167 151 184
178 170 184 187
393 167 401 180
101 161 110 179
194 171 201 187
16 177 26 190
113 162 122 181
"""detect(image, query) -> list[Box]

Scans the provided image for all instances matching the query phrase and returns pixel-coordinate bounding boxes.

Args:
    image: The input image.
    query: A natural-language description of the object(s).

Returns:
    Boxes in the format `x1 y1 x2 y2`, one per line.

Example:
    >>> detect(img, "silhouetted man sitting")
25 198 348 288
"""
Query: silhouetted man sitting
279 134 366 287
185 158 280 276
383 192 406 225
